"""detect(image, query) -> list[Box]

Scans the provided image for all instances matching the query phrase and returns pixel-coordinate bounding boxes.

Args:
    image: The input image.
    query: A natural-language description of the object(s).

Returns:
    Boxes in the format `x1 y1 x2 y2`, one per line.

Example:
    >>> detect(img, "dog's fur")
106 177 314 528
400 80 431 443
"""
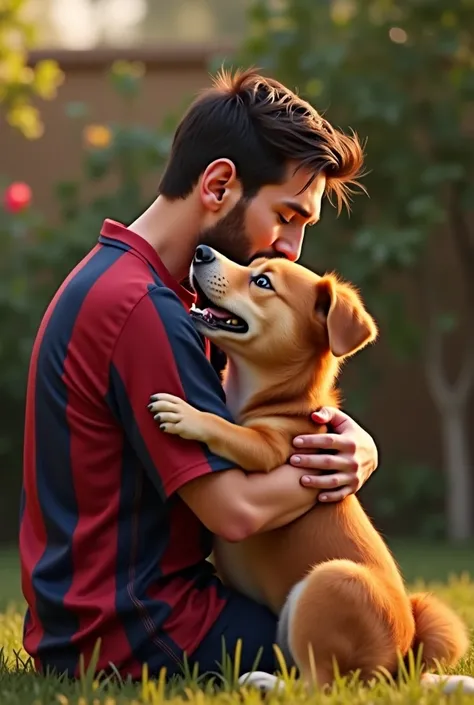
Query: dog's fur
150 248 469 688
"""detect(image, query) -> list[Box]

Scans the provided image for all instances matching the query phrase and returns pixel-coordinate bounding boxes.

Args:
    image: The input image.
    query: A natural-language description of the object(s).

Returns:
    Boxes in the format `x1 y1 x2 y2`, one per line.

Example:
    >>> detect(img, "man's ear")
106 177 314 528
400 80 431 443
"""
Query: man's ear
315 275 378 358
199 158 241 212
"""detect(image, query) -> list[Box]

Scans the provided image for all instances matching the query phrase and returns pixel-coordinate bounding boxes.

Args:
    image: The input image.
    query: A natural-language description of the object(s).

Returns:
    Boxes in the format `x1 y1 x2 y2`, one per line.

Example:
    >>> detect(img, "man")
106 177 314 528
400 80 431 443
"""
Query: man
20 68 378 681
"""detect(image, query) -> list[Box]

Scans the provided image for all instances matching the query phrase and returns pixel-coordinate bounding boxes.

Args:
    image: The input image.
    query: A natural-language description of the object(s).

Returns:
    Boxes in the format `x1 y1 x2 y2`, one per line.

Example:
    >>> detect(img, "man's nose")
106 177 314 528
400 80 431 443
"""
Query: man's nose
273 237 302 262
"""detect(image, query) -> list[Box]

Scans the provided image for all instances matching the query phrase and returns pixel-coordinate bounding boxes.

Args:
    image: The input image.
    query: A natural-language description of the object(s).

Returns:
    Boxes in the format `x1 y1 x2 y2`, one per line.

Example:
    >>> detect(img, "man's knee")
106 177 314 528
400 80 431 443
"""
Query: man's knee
190 592 278 675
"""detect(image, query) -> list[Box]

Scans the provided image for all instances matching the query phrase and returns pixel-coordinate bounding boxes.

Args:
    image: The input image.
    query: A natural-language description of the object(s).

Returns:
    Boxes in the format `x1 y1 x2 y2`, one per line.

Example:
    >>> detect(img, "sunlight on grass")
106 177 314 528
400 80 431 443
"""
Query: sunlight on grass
0 576 473 704
0 543 473 703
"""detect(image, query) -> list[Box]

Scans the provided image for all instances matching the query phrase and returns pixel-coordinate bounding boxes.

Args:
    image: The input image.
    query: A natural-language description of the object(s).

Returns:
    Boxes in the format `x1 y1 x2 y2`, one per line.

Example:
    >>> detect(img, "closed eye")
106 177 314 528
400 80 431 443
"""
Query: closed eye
277 213 290 225
252 274 274 291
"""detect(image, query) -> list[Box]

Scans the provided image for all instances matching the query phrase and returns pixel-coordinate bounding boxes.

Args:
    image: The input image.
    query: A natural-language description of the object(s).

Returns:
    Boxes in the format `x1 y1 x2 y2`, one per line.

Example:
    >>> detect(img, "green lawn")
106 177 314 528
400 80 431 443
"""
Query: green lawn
388 538 474 583
0 547 21 611
0 541 473 704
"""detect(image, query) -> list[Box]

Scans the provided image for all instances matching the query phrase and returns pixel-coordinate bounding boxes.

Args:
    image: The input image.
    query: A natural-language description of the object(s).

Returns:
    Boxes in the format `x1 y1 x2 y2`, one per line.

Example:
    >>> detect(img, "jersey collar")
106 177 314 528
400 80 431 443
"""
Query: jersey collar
99 219 195 308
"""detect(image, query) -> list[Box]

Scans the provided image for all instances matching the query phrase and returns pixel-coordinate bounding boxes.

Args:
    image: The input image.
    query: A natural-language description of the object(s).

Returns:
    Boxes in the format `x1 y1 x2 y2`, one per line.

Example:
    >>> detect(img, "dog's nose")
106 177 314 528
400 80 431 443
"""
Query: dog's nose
194 245 216 264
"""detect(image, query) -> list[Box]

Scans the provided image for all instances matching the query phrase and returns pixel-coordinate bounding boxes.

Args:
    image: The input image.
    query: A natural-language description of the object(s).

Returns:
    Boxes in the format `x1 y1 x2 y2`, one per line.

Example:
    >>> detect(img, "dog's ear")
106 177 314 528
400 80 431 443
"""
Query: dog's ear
315 275 378 358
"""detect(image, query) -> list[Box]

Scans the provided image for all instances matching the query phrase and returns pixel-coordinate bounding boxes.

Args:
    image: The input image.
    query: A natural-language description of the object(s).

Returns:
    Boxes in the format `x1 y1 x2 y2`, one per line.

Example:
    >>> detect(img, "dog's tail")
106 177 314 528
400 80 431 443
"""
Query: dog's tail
409 592 470 669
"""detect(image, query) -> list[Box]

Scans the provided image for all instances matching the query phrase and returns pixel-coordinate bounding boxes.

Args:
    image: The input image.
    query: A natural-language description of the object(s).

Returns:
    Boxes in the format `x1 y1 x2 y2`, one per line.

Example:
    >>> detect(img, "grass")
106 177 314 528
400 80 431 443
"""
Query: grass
0 541 473 704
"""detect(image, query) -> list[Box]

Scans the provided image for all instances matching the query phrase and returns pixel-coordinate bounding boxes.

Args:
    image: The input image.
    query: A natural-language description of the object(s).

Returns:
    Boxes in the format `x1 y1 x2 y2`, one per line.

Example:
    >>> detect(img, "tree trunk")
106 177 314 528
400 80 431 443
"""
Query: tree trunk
423 305 474 541
419 187 474 540
438 402 473 541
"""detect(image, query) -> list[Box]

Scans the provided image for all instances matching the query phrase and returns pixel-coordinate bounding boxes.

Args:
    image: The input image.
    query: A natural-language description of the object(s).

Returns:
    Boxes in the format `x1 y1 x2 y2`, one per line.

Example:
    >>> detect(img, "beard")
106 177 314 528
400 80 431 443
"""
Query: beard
190 197 253 378
196 197 253 266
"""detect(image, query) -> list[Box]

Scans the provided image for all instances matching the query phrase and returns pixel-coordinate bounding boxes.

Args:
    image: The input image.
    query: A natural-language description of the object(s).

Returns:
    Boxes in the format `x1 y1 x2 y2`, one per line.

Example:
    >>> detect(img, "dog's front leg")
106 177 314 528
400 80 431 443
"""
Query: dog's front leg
149 393 289 472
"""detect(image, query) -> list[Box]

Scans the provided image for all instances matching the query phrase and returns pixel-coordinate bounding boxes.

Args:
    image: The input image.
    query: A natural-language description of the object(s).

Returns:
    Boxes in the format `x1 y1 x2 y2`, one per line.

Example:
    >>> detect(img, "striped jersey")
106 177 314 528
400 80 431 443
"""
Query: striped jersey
19 219 235 678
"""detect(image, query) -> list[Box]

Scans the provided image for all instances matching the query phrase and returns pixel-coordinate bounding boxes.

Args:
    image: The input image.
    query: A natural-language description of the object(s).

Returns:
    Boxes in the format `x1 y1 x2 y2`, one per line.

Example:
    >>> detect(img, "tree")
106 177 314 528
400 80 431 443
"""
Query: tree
236 0 474 539
0 0 63 138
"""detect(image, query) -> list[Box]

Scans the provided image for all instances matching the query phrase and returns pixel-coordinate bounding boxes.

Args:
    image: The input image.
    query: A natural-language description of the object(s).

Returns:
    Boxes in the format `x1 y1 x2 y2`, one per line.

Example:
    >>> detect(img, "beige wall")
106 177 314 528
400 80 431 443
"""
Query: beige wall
1 46 472 484
2 46 228 216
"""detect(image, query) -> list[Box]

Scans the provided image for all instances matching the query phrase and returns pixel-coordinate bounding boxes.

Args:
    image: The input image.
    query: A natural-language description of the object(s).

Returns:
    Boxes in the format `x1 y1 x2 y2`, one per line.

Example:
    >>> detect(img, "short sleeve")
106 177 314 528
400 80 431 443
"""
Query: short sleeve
108 285 236 500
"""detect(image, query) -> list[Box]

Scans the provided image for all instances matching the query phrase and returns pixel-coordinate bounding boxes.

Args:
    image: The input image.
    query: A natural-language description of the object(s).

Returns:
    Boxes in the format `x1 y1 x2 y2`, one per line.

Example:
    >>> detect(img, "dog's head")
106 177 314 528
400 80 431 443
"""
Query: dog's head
190 245 377 368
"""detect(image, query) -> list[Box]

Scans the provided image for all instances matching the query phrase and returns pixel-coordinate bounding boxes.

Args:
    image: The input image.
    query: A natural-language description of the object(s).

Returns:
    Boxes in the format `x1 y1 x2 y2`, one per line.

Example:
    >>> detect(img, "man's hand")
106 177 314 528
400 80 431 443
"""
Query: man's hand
290 407 378 502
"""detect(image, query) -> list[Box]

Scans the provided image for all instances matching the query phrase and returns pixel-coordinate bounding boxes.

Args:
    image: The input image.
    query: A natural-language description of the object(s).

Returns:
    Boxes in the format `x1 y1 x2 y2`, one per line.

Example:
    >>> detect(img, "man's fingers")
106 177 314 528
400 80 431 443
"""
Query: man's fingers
293 433 356 454
318 486 354 503
299 472 352 491
291 451 358 473
311 406 351 430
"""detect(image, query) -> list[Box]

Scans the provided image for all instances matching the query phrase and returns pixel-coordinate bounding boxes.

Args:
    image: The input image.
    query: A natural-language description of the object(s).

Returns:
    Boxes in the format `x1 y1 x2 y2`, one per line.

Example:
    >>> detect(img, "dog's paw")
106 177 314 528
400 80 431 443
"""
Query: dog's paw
421 673 474 695
238 672 285 693
148 393 205 441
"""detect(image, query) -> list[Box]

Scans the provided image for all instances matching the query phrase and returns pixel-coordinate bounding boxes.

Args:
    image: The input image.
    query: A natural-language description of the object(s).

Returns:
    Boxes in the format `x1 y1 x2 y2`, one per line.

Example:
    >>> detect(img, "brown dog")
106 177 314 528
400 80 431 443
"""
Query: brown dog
149 245 469 688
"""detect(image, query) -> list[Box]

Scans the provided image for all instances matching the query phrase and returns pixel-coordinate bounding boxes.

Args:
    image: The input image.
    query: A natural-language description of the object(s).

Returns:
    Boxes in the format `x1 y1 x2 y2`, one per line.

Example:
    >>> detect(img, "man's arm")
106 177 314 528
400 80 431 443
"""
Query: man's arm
178 464 320 542
109 286 318 541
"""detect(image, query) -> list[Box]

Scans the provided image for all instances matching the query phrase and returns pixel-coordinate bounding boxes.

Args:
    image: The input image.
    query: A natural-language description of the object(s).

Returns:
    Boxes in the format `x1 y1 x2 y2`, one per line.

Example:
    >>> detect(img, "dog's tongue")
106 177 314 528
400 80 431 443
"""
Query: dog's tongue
206 306 231 319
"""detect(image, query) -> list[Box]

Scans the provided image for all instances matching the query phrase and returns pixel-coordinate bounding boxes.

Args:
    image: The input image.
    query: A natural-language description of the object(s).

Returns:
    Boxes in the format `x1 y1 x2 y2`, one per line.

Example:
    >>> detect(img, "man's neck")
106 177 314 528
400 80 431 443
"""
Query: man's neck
129 195 200 282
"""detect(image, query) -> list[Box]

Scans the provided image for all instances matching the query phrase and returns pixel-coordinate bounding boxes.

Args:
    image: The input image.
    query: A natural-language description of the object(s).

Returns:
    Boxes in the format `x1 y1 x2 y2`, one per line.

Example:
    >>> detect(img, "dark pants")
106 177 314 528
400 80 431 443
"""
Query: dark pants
36 589 278 683
188 590 278 679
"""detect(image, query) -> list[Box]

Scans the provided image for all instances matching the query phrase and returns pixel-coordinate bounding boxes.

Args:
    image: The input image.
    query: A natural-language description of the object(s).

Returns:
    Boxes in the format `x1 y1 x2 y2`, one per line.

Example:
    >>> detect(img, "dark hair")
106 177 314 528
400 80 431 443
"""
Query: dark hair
158 67 365 213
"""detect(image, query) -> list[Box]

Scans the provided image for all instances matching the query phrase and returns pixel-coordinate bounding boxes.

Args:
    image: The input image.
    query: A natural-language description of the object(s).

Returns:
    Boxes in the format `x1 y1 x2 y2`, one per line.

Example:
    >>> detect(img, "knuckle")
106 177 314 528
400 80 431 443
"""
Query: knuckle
348 460 359 473
321 455 333 469
345 439 357 455
318 435 331 448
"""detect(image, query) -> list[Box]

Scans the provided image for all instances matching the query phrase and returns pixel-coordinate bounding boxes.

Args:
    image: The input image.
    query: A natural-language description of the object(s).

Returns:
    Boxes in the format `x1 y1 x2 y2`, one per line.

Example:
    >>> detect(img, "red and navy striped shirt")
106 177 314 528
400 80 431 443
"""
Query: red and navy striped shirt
19 219 235 678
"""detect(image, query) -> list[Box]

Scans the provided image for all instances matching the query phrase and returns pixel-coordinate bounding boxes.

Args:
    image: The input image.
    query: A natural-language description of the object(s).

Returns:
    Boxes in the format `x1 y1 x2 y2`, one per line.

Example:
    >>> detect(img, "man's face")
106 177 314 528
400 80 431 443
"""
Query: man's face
198 165 326 266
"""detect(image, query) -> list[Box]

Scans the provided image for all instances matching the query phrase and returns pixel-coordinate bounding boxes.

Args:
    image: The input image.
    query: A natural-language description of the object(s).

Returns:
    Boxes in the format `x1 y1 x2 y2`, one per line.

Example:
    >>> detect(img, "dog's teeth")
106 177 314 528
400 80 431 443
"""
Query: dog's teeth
231 319 239 325
226 319 232 324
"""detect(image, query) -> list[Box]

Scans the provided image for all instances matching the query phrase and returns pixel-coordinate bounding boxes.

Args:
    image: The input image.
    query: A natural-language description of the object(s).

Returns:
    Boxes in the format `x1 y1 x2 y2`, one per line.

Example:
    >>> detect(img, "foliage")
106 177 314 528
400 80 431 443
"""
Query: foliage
234 0 474 536
2 1 474 540
359 461 446 540
236 0 474 348
0 0 64 138
0 61 173 541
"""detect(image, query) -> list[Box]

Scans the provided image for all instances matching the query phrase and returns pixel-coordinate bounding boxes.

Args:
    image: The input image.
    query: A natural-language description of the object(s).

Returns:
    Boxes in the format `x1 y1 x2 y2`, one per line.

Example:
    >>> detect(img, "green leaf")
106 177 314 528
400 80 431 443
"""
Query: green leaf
436 312 458 333
65 101 89 120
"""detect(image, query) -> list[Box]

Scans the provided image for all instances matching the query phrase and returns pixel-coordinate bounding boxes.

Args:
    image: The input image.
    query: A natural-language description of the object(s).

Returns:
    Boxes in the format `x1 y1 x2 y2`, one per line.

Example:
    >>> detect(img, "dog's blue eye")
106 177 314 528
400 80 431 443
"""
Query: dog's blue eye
253 275 273 290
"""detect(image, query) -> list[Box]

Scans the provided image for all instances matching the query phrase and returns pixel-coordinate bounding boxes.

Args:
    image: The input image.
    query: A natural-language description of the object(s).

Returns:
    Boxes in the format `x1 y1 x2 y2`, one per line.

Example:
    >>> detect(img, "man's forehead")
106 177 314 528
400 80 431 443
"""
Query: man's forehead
274 170 325 213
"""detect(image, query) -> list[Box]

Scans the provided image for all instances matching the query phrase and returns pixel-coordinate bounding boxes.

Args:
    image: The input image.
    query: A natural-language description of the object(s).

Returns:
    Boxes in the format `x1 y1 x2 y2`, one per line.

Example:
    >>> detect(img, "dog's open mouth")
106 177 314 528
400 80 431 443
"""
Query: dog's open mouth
190 278 248 334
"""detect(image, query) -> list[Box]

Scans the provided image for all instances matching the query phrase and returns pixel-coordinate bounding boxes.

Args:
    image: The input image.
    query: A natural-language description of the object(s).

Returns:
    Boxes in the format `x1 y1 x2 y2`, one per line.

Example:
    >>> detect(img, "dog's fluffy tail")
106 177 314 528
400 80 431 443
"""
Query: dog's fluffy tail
410 592 470 669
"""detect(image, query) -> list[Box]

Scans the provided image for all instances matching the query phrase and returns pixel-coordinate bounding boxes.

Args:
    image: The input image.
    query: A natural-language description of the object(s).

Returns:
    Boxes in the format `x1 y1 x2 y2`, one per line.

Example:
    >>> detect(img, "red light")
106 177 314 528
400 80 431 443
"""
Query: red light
3 182 32 213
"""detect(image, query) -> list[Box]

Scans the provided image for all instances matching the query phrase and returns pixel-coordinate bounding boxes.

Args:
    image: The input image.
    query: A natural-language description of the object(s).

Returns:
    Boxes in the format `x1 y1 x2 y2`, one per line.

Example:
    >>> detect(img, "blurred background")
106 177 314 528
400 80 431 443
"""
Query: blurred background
0 0 473 604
